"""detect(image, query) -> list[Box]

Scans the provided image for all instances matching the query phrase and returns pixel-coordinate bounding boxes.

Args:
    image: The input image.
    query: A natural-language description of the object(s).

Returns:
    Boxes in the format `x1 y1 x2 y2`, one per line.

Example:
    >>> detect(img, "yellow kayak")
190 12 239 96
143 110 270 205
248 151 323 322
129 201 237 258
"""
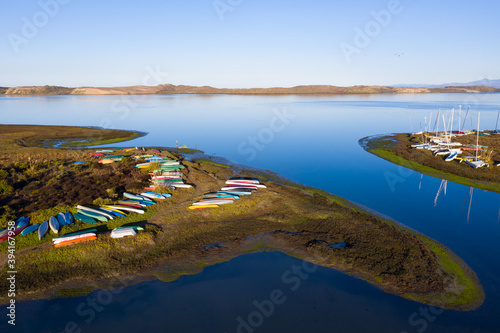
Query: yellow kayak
188 204 219 210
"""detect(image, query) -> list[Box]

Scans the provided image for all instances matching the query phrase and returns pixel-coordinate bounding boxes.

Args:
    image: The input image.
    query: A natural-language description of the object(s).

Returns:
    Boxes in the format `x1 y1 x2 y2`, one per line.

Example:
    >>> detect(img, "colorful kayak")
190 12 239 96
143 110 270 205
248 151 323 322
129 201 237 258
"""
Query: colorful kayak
38 221 48 240
76 205 114 220
203 193 239 199
104 205 145 214
74 161 87 165
140 192 169 200
57 212 66 226
193 199 234 206
220 187 256 192
99 207 127 217
188 204 219 210
74 212 97 223
100 207 128 216
64 212 74 225
218 191 252 196
90 153 105 156
53 229 98 241
49 216 59 233
21 224 40 235
54 235 97 248
123 192 152 201
77 210 108 222
53 232 96 244
116 226 144 231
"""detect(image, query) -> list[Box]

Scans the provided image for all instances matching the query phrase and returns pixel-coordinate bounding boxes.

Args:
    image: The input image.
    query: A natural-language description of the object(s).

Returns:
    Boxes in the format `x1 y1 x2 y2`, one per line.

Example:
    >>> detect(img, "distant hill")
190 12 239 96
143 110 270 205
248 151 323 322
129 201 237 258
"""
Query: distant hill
394 78 500 89
2 84 500 95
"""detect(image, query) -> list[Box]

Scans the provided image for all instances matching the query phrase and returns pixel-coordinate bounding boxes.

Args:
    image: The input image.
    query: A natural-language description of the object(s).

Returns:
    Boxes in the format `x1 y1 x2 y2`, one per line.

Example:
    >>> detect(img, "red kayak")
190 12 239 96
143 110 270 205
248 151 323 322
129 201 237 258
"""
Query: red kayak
91 153 105 156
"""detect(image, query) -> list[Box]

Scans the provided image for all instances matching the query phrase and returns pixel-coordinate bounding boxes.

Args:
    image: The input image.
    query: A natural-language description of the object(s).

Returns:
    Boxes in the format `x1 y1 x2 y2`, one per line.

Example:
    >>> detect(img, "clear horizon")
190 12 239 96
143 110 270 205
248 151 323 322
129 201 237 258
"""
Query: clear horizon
1 0 499 88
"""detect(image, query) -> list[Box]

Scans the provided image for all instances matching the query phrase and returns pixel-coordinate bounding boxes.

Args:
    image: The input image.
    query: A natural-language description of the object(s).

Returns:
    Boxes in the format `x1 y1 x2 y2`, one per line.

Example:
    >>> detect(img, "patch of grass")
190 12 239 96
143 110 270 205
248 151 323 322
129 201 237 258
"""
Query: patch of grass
194 158 231 168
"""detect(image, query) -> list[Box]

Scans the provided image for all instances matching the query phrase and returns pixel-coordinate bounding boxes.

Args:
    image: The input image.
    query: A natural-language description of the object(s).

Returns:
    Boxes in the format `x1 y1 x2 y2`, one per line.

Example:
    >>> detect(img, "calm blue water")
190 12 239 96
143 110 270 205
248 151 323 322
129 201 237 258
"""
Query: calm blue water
1 94 500 332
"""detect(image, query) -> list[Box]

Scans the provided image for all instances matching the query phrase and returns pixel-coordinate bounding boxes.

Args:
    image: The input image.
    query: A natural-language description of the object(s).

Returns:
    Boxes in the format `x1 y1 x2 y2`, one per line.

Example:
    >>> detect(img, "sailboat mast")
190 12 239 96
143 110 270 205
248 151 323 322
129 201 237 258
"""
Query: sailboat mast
495 110 499 132
462 106 470 132
475 113 480 160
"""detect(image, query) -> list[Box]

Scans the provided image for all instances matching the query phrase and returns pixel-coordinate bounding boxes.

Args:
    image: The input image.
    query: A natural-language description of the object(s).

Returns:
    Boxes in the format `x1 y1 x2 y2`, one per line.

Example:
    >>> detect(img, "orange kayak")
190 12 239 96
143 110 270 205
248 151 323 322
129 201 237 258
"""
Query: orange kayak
54 235 97 248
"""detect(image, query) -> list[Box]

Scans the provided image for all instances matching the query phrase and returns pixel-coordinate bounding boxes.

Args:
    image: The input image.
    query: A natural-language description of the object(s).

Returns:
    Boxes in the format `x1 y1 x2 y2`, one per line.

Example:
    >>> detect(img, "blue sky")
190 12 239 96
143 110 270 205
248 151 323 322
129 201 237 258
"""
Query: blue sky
0 0 499 88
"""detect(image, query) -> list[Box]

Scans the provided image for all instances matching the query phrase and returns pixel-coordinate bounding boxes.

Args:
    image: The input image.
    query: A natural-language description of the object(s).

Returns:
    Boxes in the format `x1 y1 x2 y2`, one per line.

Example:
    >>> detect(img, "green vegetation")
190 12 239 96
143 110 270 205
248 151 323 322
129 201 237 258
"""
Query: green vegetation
194 158 231 168
0 125 485 311
361 134 500 193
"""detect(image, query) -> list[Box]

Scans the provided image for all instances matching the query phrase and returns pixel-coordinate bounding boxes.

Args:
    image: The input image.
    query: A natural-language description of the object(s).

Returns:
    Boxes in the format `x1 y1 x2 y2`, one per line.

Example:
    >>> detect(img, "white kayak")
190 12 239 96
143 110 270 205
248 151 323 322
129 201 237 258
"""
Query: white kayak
104 206 145 214
192 199 234 206
76 205 114 220
53 232 96 244
111 227 137 238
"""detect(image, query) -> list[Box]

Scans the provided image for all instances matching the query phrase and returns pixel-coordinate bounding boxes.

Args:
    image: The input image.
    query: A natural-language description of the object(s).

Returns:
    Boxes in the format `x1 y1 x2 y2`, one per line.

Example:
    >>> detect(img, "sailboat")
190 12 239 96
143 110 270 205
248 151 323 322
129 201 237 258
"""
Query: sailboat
465 112 488 168
493 111 500 134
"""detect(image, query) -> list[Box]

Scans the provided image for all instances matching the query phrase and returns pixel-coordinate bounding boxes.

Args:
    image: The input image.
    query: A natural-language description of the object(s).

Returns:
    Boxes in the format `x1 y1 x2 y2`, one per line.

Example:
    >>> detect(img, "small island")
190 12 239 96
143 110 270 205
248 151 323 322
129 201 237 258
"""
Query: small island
0 125 484 310
360 132 500 193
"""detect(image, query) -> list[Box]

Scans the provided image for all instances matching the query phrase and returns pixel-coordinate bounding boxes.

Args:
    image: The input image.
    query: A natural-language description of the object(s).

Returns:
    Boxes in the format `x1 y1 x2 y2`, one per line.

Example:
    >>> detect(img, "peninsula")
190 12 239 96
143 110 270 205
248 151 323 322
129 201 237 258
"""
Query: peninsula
0 125 484 310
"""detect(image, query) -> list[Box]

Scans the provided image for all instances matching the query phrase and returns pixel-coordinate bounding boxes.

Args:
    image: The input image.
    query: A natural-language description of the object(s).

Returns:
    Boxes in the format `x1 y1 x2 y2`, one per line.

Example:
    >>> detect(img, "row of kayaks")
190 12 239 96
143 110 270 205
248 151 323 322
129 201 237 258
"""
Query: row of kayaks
141 157 193 190
189 178 266 210
1 189 169 246
51 225 145 247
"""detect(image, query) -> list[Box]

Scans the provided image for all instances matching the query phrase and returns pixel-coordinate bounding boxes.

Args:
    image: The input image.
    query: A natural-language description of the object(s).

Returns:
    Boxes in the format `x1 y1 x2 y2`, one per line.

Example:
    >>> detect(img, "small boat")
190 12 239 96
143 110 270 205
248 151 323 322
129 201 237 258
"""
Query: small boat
53 232 96 244
77 210 108 222
64 212 73 225
21 224 40 235
193 199 234 206
76 205 114 220
140 192 168 200
116 226 144 231
99 207 127 217
54 235 97 248
188 204 219 210
38 221 48 240
100 207 128 215
202 193 240 199
169 183 193 189
110 227 137 239
218 190 252 196
123 192 152 201
220 187 257 192
16 217 30 228
74 161 87 165
99 159 115 164
103 154 124 159
118 202 145 209
57 212 66 226
445 151 458 162
229 177 260 184
226 181 266 188
53 229 98 241
104 205 145 214
49 216 59 233
74 212 97 223
152 149 161 153
465 159 488 168
90 153 105 156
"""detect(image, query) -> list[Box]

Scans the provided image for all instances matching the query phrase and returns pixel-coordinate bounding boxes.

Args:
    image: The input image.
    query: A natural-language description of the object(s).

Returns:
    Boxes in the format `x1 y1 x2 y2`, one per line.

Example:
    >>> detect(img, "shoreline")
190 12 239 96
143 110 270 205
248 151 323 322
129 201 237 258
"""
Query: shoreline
0 125 485 310
360 134 500 194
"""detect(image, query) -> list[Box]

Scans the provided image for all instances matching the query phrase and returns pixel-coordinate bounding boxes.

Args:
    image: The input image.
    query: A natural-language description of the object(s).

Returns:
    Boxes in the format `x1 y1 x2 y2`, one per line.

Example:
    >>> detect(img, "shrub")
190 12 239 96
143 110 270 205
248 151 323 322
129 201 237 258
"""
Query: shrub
0 180 14 194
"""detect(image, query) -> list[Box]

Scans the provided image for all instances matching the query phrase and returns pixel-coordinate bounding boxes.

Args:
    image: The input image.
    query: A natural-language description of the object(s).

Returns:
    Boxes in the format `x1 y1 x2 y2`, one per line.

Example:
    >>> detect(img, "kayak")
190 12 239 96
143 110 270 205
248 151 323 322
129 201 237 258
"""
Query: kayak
229 177 260 184
110 227 136 238
38 221 48 240
0 223 29 243
64 212 74 225
188 204 219 210
221 187 257 192
53 229 98 241
54 235 97 248
218 191 252 196
53 232 96 244
100 207 128 216
193 199 234 206
77 210 108 222
57 212 66 226
116 226 144 231
76 205 114 220
104 205 145 214
123 192 152 201
200 197 235 202
118 201 146 208
74 212 97 223
202 193 239 199
49 216 59 233
140 192 168 200
99 207 127 217
21 224 40 235
74 161 87 165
